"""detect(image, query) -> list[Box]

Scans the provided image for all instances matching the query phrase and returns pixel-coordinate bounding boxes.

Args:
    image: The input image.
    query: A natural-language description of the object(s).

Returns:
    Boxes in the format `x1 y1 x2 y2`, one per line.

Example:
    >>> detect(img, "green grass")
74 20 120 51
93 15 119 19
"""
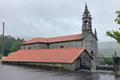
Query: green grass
116 70 120 75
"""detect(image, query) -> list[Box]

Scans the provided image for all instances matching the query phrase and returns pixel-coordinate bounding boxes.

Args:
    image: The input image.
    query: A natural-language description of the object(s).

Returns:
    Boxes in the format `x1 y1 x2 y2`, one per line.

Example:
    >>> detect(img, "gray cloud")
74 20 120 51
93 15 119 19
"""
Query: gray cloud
0 0 120 42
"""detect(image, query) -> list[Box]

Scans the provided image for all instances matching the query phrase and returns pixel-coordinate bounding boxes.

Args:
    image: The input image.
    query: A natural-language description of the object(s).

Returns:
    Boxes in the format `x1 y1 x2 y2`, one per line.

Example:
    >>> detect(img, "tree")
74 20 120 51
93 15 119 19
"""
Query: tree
106 10 120 44
0 35 16 56
10 41 21 52
0 35 24 56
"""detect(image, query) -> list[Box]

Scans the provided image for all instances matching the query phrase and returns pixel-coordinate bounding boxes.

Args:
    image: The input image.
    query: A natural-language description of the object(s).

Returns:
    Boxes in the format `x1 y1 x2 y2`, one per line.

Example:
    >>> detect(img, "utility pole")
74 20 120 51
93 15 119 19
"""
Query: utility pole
2 22 5 58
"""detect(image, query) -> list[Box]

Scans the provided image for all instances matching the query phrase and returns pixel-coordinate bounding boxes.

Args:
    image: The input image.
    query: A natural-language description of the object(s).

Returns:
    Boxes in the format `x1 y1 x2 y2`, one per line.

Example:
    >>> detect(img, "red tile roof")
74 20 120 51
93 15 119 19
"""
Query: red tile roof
22 34 82 44
3 48 86 64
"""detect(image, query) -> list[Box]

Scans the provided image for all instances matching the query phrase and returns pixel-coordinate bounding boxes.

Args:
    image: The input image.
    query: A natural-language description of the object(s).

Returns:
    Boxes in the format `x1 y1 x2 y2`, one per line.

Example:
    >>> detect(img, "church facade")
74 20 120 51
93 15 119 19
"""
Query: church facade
3 4 98 71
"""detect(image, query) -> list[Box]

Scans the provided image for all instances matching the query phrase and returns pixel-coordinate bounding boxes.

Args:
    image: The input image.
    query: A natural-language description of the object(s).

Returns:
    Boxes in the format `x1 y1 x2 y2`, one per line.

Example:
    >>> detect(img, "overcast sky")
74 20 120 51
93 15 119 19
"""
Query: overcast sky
0 0 120 42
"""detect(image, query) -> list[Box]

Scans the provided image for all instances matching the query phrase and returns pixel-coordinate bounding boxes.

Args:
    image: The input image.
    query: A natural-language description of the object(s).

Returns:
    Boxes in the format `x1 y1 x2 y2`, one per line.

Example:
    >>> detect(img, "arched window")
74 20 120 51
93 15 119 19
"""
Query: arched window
84 21 88 29
84 21 88 25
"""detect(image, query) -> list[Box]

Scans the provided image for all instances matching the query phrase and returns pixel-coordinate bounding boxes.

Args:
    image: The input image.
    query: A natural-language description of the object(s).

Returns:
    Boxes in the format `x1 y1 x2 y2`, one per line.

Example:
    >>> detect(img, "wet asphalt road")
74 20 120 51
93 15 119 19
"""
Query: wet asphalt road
0 64 120 80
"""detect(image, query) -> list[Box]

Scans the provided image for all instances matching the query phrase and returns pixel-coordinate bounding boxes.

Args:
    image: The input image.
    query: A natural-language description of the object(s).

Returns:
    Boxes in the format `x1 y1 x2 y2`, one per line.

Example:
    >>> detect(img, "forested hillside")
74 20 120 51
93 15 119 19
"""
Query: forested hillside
98 41 120 57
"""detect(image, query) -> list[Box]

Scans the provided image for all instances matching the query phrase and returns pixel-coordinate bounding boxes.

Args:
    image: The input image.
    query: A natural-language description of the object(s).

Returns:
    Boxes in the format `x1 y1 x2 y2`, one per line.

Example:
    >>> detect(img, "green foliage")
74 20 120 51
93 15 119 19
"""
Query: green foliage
117 71 120 75
106 10 120 44
0 35 24 56
99 57 113 65
115 11 120 25
104 57 113 65
106 31 120 44
10 41 21 52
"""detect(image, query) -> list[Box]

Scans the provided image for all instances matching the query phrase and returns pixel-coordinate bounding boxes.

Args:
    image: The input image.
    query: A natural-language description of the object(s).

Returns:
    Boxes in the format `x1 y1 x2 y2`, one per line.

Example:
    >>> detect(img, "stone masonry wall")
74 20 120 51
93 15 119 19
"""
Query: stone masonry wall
83 34 98 56
80 51 92 69
21 43 48 50
21 40 83 50
49 40 82 49
82 33 98 68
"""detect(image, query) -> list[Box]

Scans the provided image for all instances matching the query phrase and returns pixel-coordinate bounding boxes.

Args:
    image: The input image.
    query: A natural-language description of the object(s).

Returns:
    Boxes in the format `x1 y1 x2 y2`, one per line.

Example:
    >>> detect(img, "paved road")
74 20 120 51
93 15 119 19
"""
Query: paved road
0 64 120 80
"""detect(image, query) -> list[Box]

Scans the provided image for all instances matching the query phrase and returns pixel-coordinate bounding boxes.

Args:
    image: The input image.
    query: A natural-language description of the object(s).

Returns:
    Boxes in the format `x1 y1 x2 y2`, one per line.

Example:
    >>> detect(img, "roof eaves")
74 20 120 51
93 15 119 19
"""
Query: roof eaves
70 48 85 63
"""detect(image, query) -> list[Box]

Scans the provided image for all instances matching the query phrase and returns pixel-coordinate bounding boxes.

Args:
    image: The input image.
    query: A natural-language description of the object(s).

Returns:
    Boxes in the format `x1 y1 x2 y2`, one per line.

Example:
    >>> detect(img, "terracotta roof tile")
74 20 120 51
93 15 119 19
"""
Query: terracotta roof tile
3 48 86 64
22 34 82 44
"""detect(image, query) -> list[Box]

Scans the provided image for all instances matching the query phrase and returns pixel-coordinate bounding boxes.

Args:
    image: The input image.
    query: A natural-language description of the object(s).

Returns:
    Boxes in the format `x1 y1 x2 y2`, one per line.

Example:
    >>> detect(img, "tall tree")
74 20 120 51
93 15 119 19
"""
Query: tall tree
106 10 120 44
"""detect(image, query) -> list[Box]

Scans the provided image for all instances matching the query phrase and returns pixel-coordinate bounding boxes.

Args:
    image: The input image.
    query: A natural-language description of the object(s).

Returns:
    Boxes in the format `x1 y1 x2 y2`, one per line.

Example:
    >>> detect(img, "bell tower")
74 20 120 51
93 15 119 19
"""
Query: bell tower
82 4 92 34
81 4 98 70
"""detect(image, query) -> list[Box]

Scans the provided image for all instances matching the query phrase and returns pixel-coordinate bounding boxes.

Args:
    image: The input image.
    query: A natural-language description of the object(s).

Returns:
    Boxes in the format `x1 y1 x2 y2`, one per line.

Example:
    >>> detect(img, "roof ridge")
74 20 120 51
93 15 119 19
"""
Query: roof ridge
47 33 81 39
22 33 82 44
19 47 84 51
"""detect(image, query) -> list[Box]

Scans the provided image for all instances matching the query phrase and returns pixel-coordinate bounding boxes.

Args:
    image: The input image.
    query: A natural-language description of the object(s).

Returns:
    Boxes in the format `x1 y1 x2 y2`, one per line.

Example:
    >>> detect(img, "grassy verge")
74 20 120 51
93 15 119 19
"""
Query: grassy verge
116 69 120 75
